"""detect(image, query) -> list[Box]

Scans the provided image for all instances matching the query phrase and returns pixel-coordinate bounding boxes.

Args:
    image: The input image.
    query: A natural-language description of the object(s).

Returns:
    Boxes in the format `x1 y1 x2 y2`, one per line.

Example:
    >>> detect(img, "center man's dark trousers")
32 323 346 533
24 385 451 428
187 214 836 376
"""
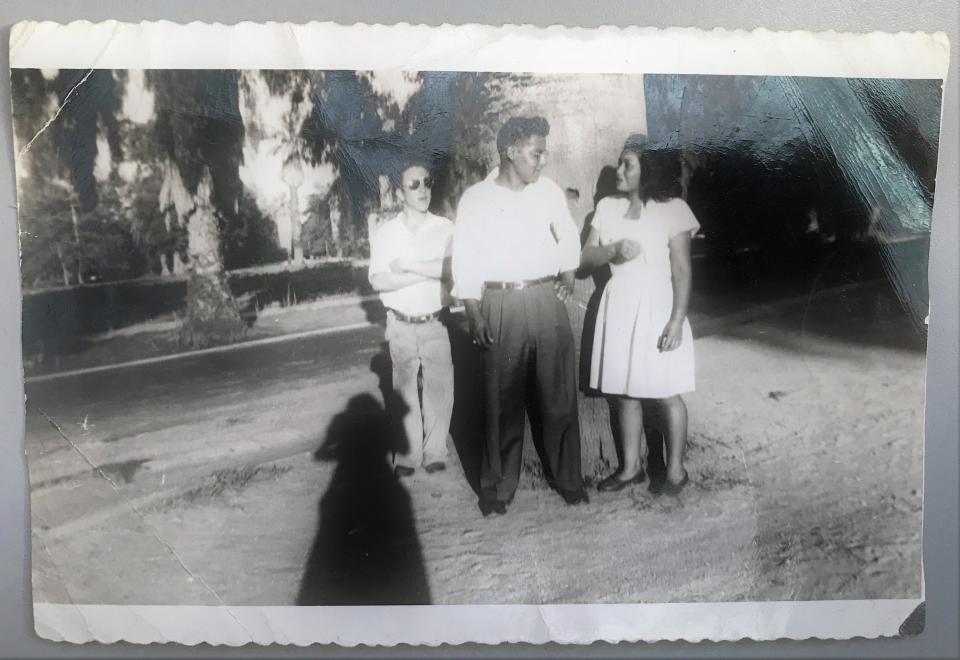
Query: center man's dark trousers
479 281 584 502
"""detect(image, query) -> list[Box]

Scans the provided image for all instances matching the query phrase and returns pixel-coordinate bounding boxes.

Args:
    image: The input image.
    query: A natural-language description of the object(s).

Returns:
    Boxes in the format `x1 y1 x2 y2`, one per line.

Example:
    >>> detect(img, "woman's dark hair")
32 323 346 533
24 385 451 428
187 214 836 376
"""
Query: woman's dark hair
622 133 682 203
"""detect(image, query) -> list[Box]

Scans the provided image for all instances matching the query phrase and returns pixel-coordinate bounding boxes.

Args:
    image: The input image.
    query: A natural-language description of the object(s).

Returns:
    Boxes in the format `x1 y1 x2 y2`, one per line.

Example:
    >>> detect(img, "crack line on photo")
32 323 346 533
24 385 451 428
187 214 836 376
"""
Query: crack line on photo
16 21 121 161
15 68 97 161
35 407 252 632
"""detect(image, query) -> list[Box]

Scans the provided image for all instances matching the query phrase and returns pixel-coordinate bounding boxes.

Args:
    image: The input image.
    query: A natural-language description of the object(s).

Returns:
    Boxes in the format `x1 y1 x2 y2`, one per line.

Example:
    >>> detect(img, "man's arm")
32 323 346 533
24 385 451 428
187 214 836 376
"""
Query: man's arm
553 186 583 274
463 298 494 349
369 271 429 292
451 192 484 301
393 257 447 279
368 222 428 292
555 269 576 303
452 193 493 347
553 186 582 301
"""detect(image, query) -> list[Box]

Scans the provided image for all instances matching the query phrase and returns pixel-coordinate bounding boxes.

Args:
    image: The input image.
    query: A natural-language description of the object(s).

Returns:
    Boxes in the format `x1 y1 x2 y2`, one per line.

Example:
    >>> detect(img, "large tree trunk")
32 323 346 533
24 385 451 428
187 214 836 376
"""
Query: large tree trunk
179 175 245 349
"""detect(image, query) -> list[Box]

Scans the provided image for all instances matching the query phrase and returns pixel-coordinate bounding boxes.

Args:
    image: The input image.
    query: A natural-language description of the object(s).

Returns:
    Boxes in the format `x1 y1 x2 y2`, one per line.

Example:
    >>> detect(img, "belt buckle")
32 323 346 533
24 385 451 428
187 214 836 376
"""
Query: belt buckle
398 310 439 324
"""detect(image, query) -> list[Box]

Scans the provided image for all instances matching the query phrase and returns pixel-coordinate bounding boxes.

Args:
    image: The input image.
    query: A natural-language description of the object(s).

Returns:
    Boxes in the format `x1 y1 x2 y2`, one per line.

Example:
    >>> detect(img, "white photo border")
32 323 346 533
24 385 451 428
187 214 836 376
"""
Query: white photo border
12 19 943 645
35 600 923 646
10 20 950 78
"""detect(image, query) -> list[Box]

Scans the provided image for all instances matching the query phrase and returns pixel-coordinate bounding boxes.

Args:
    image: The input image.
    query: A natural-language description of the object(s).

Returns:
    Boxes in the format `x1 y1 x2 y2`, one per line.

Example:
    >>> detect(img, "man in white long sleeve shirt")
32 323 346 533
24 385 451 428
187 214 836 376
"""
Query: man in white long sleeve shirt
452 116 587 516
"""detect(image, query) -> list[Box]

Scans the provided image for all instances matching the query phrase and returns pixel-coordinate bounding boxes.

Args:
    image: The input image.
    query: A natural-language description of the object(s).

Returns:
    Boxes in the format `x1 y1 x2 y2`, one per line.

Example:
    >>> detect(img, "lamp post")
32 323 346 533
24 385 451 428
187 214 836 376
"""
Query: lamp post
281 156 305 263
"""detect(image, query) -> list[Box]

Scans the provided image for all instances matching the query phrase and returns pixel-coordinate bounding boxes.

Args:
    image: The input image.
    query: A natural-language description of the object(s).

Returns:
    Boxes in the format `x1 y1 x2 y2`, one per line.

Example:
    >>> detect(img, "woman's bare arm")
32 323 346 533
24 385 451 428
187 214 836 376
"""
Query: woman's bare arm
667 231 692 323
658 230 693 352
580 227 618 268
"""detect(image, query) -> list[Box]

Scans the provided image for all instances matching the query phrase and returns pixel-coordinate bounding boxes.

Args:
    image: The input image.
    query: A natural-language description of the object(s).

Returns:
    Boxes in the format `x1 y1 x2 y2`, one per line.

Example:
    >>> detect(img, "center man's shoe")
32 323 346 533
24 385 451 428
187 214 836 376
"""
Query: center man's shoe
559 488 590 505
479 498 508 517
423 461 446 474
394 465 416 478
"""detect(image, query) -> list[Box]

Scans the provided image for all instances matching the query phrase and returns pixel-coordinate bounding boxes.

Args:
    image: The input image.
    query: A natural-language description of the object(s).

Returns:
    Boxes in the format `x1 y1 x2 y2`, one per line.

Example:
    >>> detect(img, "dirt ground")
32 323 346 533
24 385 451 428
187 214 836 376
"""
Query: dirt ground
26 278 925 606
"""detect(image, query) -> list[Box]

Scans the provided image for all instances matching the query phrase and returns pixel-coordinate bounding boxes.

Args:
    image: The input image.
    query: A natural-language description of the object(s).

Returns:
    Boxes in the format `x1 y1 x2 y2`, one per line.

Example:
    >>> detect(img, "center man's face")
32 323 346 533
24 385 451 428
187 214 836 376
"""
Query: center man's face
400 165 432 213
509 134 548 185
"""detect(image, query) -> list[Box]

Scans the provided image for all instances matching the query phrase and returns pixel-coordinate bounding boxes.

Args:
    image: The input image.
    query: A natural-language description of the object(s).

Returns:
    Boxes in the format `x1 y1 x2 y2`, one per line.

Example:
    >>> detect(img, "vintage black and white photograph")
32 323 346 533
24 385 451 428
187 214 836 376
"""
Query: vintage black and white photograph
9 20 948 645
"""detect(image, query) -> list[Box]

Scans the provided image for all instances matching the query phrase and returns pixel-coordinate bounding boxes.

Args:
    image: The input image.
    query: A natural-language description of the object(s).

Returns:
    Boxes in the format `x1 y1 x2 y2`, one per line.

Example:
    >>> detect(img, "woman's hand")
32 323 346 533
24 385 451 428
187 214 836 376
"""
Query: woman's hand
658 319 684 352
613 239 643 264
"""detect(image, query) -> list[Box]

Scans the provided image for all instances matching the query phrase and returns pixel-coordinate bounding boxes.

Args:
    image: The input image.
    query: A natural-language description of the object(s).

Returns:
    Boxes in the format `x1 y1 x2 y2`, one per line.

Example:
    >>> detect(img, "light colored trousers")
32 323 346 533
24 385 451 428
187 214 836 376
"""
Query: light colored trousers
385 314 454 468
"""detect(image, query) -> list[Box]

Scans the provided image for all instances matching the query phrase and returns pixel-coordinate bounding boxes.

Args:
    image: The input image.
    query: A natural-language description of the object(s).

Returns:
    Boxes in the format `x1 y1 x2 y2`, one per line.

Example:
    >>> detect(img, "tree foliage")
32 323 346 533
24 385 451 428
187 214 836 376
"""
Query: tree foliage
13 68 289 290
12 68 537 290
296 70 523 252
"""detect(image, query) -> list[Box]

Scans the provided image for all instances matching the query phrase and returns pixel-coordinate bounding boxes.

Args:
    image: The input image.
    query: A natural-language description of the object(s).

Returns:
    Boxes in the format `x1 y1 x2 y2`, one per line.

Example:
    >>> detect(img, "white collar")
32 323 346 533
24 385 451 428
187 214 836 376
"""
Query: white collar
396 209 434 233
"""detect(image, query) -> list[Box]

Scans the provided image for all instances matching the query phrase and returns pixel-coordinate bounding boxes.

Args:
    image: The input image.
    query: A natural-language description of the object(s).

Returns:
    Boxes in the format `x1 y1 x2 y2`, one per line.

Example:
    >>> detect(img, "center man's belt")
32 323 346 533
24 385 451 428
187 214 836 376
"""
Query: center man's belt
484 275 555 291
389 309 443 324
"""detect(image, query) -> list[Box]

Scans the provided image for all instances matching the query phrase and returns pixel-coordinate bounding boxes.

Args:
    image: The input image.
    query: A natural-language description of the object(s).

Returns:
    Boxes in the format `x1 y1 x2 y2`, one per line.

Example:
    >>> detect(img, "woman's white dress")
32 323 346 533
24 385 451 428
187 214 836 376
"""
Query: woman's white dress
589 196 700 398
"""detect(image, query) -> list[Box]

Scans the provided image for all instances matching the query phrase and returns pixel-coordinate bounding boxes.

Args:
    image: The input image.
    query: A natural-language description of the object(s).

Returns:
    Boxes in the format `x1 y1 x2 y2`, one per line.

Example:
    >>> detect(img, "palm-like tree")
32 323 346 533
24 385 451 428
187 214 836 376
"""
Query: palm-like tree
146 70 247 347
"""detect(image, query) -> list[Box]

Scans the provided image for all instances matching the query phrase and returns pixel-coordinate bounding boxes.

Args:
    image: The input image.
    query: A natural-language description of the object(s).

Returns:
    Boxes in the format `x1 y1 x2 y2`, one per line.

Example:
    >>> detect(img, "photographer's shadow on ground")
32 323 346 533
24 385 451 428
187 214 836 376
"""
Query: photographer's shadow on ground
297 384 431 605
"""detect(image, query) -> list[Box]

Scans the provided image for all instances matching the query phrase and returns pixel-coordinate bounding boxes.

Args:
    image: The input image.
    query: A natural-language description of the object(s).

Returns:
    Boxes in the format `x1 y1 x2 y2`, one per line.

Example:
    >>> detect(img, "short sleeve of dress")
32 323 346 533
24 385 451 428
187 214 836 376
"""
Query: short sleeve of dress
666 198 700 238
589 197 616 245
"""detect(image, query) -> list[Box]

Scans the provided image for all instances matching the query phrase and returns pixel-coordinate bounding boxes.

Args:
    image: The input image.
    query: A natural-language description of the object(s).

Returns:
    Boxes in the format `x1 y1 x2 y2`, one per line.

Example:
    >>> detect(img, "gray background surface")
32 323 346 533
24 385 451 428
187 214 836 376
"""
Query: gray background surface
1 1 956 658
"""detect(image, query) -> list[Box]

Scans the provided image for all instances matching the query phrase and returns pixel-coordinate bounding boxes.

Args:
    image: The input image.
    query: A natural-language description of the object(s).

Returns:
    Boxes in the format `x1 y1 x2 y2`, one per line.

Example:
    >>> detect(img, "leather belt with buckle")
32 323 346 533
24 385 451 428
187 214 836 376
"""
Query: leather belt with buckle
484 275 556 291
389 309 443 324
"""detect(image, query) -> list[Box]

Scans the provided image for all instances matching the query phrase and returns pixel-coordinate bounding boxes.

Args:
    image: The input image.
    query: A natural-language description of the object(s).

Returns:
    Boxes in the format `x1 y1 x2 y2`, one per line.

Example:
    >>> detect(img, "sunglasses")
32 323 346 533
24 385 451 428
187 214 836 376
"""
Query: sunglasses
405 176 433 191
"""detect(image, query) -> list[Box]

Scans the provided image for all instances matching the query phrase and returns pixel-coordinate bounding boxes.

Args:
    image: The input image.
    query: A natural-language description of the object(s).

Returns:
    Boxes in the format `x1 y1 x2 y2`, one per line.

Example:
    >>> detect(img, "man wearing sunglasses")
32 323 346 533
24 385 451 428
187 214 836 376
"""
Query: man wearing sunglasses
369 160 455 478
452 115 588 517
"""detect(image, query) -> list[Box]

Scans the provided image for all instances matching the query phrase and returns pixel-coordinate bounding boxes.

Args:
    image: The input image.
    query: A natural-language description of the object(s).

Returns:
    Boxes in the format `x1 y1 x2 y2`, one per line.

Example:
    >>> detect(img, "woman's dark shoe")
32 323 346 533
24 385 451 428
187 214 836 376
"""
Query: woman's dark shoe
653 471 689 497
597 470 647 492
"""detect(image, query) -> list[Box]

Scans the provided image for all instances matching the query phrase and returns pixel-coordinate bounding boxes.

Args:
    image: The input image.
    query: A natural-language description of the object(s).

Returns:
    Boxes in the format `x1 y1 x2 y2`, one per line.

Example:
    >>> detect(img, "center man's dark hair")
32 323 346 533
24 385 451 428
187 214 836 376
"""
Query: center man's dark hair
496 116 551 159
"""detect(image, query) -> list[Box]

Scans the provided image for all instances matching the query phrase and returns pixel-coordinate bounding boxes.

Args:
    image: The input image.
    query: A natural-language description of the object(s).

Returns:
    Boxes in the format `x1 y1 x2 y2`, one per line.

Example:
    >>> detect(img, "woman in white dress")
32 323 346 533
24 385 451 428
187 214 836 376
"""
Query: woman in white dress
580 135 699 496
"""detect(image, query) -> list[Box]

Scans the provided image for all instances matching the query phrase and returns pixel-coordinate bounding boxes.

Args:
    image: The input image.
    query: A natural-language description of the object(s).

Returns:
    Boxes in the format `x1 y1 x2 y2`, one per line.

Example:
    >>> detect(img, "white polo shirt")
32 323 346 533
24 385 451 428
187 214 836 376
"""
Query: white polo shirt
368 211 454 316
451 169 581 301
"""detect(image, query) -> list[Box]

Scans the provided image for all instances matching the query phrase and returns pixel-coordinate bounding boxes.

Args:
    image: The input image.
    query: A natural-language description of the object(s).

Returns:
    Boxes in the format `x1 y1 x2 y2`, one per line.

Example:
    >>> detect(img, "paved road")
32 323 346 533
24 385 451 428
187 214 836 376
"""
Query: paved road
24 321 395 525
26 323 387 426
